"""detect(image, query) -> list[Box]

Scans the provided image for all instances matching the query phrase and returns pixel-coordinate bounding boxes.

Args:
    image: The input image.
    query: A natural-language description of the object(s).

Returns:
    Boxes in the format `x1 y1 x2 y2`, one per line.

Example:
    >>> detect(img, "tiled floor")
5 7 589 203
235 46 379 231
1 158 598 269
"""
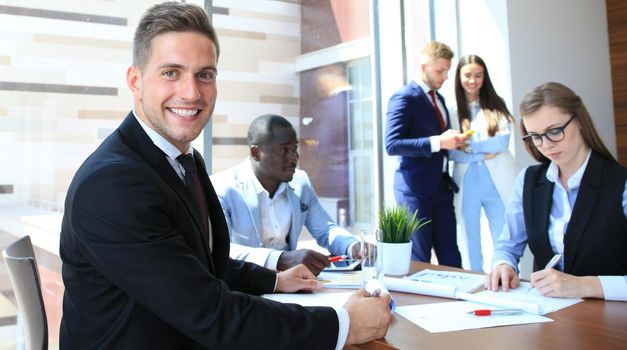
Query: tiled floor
0 229 63 350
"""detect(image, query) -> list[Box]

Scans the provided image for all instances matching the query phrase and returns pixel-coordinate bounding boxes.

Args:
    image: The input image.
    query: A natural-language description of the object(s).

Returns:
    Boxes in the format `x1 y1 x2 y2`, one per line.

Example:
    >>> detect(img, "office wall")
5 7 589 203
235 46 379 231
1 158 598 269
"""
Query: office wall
211 0 302 172
507 0 615 167
452 0 615 168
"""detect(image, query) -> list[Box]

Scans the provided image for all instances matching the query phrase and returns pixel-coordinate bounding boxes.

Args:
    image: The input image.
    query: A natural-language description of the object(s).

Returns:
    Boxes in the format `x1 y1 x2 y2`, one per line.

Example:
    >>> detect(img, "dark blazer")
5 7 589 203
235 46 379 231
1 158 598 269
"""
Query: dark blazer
523 151 627 275
385 81 451 195
59 113 338 350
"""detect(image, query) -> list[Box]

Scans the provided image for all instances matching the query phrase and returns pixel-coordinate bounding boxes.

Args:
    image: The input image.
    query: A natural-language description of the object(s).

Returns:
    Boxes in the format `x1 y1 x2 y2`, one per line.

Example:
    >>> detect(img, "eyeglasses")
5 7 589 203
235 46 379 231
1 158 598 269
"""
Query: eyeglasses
522 115 576 147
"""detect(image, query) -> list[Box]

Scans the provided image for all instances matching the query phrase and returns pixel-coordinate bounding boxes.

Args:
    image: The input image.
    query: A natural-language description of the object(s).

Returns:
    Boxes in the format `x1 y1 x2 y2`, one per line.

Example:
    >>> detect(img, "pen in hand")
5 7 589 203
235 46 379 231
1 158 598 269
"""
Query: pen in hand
544 254 562 270
528 254 563 292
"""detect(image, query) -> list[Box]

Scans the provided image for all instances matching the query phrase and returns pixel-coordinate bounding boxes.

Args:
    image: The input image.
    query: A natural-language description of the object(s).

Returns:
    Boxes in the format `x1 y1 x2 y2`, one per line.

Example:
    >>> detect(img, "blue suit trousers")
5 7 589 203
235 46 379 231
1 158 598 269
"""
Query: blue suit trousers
394 180 461 267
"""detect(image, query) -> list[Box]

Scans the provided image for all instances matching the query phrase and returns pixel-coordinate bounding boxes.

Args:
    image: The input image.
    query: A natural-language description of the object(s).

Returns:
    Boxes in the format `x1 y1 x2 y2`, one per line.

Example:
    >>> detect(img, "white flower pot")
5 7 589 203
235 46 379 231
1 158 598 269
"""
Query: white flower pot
380 241 412 276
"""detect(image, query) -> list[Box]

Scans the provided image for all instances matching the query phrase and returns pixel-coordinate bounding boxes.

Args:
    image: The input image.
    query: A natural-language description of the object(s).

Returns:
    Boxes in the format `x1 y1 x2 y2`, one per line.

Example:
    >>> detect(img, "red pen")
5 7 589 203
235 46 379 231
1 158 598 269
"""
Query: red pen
468 309 523 316
328 255 349 262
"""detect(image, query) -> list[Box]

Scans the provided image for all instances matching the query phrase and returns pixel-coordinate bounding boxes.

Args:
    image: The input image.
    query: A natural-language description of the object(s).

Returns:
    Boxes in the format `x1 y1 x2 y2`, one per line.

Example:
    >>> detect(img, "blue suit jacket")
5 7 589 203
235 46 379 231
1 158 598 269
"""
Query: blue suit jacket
60 113 338 349
211 161 356 266
385 81 451 195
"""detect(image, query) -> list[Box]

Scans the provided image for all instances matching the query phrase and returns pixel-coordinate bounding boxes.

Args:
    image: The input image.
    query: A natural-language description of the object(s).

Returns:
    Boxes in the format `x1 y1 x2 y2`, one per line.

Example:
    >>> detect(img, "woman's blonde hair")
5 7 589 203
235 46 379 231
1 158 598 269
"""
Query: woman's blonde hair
519 82 615 163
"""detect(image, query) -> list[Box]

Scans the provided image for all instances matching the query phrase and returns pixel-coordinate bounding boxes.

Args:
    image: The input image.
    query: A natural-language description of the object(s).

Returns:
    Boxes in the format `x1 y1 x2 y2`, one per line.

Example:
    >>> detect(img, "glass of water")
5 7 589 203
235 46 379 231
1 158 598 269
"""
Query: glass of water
360 229 382 287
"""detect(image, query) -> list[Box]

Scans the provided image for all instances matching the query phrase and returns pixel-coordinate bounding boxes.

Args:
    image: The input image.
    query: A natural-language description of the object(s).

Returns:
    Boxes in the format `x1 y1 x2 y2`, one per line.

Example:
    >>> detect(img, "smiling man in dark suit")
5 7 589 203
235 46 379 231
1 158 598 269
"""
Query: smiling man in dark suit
59 2 390 349
385 41 469 267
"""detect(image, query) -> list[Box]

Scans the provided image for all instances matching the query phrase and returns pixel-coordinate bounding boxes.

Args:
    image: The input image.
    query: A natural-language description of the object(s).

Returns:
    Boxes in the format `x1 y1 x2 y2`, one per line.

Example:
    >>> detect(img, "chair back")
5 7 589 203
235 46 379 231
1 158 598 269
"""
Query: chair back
2 236 48 350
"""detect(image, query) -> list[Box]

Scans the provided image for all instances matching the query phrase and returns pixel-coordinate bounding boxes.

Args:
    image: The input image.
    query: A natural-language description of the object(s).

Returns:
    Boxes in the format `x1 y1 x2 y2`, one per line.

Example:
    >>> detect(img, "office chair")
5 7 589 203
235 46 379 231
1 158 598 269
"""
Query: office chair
2 235 48 350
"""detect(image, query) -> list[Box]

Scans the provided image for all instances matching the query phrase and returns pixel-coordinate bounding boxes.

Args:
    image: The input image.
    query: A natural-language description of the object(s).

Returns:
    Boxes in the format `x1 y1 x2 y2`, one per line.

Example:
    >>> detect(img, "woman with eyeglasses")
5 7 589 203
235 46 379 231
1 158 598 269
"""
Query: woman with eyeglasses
486 82 627 300
448 55 517 272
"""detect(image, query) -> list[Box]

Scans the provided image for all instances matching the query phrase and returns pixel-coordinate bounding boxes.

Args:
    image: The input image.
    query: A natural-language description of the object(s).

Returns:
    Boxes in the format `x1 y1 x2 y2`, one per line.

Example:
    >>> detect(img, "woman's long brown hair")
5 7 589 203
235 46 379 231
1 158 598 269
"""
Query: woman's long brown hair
519 82 615 163
454 55 513 136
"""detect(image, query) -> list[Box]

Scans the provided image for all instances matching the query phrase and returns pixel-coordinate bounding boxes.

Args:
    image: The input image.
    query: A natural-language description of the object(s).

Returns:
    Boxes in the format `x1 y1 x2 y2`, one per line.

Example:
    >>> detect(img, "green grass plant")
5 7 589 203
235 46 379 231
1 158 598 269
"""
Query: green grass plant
379 205 431 243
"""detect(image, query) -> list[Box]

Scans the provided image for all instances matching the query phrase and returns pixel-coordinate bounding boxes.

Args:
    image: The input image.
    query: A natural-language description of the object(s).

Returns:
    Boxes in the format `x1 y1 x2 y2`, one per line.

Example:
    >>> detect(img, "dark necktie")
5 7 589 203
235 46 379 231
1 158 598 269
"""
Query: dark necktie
428 90 446 131
177 153 208 232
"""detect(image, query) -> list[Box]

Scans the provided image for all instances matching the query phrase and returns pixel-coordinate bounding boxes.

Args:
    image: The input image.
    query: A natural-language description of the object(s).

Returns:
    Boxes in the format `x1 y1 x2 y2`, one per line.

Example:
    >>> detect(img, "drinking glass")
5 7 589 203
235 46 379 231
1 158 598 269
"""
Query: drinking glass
360 229 382 287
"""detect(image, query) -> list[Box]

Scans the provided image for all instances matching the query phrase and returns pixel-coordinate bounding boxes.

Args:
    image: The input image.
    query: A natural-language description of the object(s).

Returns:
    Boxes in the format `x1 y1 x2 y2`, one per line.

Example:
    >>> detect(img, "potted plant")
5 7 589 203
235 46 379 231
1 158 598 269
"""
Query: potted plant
378 205 431 276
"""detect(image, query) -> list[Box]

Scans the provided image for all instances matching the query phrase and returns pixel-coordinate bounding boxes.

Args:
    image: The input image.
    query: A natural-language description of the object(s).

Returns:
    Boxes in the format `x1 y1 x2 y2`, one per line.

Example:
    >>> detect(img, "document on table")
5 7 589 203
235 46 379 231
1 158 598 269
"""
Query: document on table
457 281 583 315
262 291 353 309
317 271 362 289
382 269 485 299
406 269 485 293
396 301 552 333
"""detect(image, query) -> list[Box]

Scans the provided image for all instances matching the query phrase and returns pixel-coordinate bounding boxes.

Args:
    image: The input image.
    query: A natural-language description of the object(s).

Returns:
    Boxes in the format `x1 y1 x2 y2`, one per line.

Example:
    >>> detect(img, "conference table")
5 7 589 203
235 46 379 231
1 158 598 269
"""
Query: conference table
344 262 627 350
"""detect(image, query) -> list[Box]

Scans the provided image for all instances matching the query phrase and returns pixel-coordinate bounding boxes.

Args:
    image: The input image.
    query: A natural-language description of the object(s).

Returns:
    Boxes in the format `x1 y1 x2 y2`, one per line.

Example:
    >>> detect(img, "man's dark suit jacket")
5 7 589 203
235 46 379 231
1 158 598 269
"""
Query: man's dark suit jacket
385 81 451 195
59 113 338 349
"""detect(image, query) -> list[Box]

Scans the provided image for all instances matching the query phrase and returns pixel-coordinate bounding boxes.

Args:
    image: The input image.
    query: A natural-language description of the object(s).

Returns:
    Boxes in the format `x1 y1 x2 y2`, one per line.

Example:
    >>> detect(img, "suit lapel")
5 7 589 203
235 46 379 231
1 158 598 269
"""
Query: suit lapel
117 113 214 272
563 153 601 272
533 175 554 263
195 153 229 278
436 92 450 128
237 164 263 243
286 183 301 250
412 82 447 130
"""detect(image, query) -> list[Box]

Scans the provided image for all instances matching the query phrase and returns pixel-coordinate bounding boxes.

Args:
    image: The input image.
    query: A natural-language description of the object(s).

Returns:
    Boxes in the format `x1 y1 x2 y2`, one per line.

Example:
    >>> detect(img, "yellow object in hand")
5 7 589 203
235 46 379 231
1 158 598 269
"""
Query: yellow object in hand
463 129 476 136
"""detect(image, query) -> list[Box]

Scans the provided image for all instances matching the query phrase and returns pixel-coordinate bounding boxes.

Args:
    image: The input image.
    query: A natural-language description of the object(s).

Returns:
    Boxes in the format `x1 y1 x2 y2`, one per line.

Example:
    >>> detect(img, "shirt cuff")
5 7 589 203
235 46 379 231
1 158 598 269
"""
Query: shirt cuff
598 276 627 301
430 135 441 153
333 307 350 350
492 259 518 273
266 250 283 271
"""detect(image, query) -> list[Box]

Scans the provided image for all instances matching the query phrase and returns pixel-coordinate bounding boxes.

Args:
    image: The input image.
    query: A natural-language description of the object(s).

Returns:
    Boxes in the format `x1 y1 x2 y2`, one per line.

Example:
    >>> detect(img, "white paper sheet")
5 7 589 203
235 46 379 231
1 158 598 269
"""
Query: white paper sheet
317 271 362 289
395 301 553 333
457 281 583 315
263 286 396 313
383 276 457 298
262 291 353 309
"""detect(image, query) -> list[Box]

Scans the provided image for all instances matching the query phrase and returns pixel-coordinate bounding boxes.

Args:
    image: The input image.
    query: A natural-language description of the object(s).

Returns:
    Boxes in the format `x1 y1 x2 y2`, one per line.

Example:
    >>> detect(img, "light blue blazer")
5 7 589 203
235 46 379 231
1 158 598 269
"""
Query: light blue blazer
210 161 357 265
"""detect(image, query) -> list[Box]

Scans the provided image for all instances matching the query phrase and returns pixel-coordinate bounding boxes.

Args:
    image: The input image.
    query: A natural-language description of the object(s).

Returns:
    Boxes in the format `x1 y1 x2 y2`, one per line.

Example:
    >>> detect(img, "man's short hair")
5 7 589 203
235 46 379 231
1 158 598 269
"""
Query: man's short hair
419 41 454 65
133 2 220 71
247 114 294 147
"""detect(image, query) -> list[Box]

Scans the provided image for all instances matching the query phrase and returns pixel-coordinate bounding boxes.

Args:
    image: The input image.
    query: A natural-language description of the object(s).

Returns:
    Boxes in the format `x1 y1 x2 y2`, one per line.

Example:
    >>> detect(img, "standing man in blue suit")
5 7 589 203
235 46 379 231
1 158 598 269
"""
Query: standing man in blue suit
385 41 469 267
211 114 360 275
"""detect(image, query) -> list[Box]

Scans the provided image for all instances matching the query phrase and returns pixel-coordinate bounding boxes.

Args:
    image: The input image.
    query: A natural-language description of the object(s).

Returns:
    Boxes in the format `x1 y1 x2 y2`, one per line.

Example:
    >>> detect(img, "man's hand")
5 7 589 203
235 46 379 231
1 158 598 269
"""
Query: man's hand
485 264 520 292
277 249 329 275
530 269 604 299
351 242 375 260
275 264 323 293
440 129 469 150
343 289 392 345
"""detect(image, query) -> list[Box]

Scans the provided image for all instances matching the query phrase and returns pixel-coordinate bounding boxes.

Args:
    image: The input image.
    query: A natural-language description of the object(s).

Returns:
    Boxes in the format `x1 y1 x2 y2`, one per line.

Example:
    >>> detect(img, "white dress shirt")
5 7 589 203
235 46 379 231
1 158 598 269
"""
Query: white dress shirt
249 165 293 269
133 111 213 248
413 80 449 173
248 166 350 350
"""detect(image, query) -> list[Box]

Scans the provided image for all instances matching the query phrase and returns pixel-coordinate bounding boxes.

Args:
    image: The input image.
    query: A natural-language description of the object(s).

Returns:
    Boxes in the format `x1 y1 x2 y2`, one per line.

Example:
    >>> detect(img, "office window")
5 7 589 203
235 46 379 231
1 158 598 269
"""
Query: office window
212 0 373 230
347 57 373 228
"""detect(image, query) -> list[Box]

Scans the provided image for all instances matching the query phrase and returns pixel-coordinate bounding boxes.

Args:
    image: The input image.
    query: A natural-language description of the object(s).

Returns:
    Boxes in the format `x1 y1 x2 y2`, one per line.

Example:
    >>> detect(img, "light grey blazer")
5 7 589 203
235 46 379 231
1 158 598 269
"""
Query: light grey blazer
210 160 357 266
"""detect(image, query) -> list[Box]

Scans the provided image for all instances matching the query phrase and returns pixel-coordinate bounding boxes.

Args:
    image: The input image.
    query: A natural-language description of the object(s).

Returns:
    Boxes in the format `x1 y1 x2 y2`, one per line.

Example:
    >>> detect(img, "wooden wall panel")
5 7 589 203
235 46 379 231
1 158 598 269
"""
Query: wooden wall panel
607 0 627 165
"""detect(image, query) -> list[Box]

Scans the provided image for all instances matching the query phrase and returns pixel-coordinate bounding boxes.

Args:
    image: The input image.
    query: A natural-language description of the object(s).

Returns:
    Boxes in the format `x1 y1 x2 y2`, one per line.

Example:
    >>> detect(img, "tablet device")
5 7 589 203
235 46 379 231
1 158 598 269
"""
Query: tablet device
323 259 361 271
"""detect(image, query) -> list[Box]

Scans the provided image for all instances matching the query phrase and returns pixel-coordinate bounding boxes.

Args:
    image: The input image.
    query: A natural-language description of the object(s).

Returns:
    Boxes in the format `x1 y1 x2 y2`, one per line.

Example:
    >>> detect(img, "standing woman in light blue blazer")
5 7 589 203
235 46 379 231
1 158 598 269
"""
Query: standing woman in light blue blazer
449 55 517 272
